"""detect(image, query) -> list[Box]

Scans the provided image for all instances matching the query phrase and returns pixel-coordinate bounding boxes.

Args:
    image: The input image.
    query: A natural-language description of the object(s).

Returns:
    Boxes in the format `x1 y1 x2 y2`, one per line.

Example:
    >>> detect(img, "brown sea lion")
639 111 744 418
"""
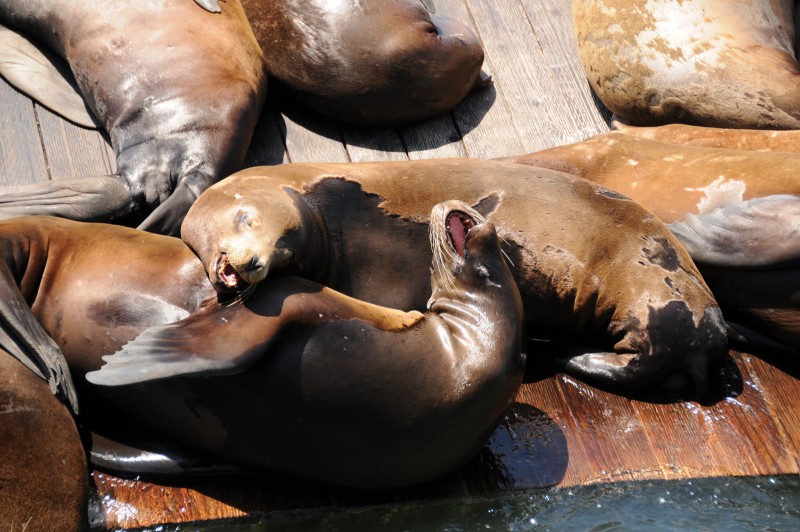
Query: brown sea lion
574 0 800 129
190 0 485 126
239 0 487 126
179 158 728 395
0 209 525 488
86 200 526 487
0 350 88 531
503 132 800 351
611 121 800 152
502 132 800 267
0 0 266 234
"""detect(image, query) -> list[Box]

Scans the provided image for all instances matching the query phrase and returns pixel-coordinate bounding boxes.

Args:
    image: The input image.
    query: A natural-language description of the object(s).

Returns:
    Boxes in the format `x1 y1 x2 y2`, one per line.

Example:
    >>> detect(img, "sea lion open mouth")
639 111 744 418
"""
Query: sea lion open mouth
446 210 476 258
213 253 243 290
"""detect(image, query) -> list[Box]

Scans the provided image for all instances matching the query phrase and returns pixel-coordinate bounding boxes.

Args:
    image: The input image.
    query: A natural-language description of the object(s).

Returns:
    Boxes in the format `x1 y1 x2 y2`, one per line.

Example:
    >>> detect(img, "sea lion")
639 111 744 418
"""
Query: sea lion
87 200 526 488
611 122 800 152
503 132 800 351
0 209 525 489
0 350 88 530
240 0 487 126
573 0 800 129
179 158 729 395
0 0 267 235
502 132 800 267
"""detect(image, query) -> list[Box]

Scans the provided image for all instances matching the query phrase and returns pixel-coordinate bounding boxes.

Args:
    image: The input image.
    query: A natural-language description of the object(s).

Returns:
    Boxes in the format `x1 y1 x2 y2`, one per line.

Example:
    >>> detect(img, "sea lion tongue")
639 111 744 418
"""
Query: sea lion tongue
215 254 242 289
446 211 476 258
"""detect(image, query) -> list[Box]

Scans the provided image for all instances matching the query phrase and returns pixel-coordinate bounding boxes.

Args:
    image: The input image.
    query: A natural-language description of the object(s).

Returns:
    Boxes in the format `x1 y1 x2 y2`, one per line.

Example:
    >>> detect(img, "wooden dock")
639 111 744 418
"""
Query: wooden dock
2 0 800 529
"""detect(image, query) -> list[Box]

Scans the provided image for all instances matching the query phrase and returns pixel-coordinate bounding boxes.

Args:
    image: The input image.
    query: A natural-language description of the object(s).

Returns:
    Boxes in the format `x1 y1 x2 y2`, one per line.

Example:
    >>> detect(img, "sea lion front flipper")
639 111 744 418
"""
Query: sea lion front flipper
669 194 800 268
193 0 222 13
87 298 279 387
0 25 99 129
0 263 79 412
0 175 132 224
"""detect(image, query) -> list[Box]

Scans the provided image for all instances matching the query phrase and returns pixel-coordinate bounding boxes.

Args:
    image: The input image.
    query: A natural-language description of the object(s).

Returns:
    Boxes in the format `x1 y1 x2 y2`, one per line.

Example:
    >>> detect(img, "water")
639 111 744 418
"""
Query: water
137 475 800 531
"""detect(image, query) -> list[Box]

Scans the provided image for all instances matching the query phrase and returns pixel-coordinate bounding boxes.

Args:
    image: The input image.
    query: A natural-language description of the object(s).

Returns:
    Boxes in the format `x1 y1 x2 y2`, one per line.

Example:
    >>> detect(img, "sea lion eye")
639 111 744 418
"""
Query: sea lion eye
236 211 252 229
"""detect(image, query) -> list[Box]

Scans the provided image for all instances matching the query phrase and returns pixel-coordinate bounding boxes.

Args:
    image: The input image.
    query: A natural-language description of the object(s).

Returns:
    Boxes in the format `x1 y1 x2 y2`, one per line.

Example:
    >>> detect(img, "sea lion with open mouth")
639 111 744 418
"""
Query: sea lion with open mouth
86 200 526 488
574 0 800 129
0 206 526 488
0 0 266 234
504 132 800 351
180 158 728 396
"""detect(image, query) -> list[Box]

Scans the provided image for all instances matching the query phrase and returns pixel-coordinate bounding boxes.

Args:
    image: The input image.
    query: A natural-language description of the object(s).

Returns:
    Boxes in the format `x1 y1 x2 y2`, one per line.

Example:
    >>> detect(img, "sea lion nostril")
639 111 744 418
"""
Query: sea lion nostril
244 256 262 272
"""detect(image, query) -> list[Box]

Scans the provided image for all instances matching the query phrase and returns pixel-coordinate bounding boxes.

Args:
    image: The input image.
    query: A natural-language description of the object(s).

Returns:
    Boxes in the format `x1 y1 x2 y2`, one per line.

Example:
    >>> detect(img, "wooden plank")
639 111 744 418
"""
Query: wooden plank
402 113 469 160
34 104 115 179
437 0 528 159
242 99 289 168
0 79 48 185
463 0 609 155
341 125 410 162
519 0 611 142
272 97 350 163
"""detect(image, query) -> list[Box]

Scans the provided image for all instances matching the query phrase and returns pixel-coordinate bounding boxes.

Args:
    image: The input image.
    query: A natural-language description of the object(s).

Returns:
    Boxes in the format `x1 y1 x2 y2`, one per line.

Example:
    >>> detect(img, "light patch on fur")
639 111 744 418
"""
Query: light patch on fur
429 201 488 294
684 177 746 214
636 0 725 75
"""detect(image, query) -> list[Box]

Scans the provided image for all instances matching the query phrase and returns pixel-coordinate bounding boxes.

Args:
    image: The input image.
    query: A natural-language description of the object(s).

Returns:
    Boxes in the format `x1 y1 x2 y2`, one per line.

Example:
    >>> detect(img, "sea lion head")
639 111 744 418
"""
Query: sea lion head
428 200 511 302
181 184 308 292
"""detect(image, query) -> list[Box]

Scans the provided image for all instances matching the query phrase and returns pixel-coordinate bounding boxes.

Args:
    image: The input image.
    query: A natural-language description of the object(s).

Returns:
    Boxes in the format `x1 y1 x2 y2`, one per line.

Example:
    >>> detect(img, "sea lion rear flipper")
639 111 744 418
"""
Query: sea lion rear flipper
0 263 79 412
89 432 245 478
87 299 275 386
193 0 222 13
136 174 206 236
0 175 132 223
669 194 800 268
0 25 98 129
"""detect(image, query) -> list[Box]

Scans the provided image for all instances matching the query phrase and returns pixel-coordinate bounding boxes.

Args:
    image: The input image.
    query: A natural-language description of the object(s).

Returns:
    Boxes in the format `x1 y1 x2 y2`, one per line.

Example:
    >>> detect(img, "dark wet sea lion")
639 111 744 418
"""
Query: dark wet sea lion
611 122 800 153
87 200 526 488
0 0 266 234
503 132 800 351
0 210 525 488
574 0 800 128
240 0 487 126
180 158 728 395
0 350 88 530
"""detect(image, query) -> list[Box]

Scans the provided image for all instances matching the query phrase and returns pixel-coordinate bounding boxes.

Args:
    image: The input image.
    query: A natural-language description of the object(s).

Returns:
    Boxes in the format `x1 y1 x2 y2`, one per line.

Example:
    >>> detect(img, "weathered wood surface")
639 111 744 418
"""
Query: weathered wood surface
1 0 799 529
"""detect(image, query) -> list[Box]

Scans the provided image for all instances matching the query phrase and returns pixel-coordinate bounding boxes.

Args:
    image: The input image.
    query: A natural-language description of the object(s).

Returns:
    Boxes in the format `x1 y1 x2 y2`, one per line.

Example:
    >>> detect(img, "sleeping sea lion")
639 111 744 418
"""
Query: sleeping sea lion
179 158 729 396
611 121 800 152
239 0 487 126
573 0 800 128
0 0 266 234
503 132 800 351
0 209 525 489
502 132 800 267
